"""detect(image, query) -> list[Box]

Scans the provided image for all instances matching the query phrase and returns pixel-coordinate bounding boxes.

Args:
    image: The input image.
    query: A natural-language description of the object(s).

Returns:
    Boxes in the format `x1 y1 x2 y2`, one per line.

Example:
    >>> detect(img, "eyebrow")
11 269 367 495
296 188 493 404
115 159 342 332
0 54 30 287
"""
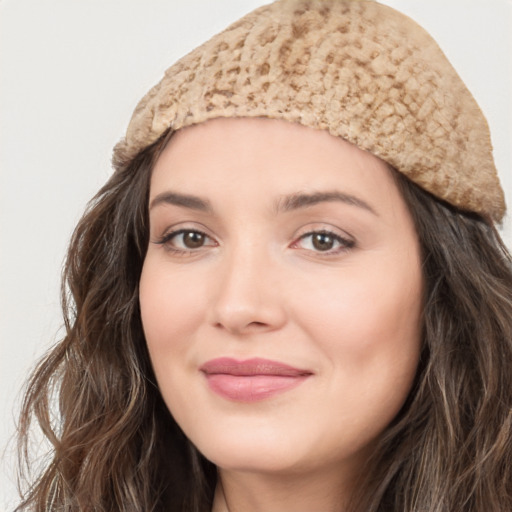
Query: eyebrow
149 191 213 212
149 189 377 216
276 191 378 216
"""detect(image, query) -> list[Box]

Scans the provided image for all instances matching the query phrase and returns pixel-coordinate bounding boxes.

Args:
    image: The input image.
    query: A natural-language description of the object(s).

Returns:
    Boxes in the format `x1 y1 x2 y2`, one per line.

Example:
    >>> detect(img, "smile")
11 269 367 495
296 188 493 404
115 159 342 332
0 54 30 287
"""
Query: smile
200 357 313 402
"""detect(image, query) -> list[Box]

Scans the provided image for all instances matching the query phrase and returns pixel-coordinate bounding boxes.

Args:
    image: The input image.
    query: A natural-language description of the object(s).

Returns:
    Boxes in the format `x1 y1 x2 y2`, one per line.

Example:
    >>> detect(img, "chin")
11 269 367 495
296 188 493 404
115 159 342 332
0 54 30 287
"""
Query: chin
192 423 309 473
205 448 304 474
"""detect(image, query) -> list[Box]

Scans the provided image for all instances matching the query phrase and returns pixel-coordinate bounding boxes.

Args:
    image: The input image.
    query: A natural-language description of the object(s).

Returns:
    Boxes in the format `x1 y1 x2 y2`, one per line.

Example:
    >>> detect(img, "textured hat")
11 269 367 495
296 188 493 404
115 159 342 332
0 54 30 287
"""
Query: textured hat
113 0 505 221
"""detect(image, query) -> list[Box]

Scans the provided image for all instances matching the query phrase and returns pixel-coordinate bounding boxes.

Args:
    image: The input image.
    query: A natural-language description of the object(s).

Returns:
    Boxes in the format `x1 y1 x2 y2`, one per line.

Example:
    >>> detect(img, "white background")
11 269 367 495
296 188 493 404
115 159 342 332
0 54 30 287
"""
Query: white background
1 0 511 508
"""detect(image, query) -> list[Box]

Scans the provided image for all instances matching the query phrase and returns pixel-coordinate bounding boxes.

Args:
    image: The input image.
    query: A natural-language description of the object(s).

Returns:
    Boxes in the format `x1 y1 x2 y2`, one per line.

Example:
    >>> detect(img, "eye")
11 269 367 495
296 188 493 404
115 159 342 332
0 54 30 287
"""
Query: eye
155 229 216 252
294 230 354 254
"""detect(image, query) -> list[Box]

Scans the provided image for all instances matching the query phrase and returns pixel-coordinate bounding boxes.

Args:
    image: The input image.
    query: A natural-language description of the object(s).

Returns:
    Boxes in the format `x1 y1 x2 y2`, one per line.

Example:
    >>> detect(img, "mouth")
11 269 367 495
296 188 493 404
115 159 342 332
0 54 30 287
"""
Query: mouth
200 357 313 402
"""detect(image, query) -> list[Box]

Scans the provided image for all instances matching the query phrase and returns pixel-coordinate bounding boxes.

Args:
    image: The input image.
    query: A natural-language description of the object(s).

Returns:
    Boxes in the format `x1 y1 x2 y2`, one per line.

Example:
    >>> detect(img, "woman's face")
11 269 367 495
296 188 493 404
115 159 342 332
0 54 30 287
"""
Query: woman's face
140 117 423 478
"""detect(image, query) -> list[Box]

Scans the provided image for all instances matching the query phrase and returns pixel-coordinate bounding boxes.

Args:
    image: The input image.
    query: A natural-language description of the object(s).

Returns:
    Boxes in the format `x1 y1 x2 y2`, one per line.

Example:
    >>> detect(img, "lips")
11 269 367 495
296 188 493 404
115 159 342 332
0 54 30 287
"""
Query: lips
200 357 312 402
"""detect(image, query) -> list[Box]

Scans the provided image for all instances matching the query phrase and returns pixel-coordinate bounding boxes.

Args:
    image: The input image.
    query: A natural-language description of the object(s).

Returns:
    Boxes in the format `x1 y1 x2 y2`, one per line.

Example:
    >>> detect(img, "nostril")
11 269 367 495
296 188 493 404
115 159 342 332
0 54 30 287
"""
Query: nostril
214 319 272 334
250 322 267 327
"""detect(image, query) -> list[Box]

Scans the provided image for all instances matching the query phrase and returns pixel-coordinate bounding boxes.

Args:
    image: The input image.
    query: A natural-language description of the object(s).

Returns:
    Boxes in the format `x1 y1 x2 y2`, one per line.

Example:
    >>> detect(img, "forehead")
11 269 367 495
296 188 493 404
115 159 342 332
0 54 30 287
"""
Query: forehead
150 117 406 219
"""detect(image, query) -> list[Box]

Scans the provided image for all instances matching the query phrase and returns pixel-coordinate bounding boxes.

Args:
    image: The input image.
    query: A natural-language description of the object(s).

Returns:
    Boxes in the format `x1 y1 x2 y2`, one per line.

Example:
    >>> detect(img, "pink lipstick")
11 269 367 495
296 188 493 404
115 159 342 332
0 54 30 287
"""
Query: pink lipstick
200 357 312 402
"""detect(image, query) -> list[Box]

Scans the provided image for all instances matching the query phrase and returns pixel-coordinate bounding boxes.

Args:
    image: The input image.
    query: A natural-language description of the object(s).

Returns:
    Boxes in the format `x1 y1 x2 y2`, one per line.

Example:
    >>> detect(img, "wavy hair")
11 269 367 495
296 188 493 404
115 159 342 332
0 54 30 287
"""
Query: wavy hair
15 131 512 511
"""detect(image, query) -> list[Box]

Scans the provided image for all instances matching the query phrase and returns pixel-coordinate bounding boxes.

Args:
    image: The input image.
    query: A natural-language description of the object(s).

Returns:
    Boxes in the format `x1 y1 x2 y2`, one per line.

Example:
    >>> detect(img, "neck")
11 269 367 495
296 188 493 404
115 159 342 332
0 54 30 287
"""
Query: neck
211 466 359 512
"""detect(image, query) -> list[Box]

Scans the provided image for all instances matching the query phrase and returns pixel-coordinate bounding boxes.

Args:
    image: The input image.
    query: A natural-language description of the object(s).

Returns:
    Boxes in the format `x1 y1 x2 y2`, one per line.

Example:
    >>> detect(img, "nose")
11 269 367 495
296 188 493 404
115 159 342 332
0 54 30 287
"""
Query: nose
209 245 287 336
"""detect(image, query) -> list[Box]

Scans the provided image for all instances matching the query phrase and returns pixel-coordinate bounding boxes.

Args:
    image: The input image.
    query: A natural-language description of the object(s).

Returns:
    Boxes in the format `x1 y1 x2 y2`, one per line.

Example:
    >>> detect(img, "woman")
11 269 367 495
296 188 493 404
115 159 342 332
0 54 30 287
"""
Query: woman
15 0 512 511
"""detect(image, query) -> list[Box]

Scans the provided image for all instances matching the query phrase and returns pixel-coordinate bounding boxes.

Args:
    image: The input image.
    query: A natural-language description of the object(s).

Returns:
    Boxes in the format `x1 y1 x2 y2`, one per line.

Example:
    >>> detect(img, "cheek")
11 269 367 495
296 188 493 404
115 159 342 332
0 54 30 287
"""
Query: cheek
139 260 212 434
293 255 423 406
299 262 421 339
139 260 207 367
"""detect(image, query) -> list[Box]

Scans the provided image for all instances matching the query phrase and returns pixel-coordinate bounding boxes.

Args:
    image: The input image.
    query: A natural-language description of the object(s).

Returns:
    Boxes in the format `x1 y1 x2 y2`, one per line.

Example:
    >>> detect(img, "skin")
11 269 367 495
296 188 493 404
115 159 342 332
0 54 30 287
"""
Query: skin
139 117 423 512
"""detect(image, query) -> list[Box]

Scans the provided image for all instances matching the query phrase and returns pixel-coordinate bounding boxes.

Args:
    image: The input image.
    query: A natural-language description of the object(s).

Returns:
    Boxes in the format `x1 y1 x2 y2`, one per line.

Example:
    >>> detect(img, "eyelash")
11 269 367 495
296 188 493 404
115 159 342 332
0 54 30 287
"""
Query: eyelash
292 230 355 255
153 228 355 256
154 228 215 255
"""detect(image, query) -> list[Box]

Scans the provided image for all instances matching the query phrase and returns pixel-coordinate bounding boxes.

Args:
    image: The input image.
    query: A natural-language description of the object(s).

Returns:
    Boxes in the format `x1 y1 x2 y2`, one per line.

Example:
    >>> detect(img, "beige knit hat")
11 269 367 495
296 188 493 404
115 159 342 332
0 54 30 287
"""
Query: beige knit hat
113 0 505 221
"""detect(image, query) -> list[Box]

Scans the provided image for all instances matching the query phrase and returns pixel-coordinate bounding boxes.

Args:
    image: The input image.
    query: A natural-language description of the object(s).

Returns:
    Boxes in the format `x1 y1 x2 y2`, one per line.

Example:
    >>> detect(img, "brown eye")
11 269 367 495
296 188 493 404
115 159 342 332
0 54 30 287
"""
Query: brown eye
312 233 335 251
182 231 206 249
295 230 354 254
156 229 215 252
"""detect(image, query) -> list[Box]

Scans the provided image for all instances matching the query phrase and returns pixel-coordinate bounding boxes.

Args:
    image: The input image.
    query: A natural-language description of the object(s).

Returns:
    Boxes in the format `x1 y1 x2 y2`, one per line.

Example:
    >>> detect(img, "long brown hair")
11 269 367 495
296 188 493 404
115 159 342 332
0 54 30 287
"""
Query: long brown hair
15 132 512 511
